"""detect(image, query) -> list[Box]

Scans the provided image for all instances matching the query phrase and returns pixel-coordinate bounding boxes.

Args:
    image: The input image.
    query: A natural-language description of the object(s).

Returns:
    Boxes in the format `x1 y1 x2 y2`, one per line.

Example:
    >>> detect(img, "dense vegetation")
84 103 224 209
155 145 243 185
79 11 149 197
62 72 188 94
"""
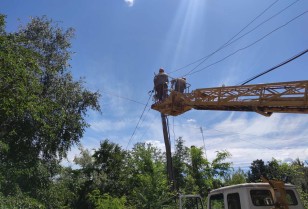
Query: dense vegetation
1 14 308 208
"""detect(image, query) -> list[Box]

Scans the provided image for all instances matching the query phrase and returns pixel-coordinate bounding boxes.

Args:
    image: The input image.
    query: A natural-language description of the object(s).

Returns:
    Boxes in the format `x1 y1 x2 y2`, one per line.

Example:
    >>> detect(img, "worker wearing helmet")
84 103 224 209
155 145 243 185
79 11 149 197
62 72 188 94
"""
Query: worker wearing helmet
154 68 169 101
171 77 186 93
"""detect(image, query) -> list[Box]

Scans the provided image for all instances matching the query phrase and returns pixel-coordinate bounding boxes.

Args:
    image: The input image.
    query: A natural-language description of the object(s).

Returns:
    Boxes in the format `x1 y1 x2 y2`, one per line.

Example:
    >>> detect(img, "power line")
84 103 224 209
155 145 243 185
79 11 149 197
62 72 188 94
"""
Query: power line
135 106 154 142
102 90 146 106
169 0 281 75
182 0 286 77
126 91 153 149
185 11 308 76
174 115 281 150
183 0 300 77
239 49 308 85
218 0 300 56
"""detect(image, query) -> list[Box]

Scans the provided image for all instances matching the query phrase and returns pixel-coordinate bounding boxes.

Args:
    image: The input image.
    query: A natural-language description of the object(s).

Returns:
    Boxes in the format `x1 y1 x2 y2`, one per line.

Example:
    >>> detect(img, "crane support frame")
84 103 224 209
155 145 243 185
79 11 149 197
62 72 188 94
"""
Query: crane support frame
151 80 308 116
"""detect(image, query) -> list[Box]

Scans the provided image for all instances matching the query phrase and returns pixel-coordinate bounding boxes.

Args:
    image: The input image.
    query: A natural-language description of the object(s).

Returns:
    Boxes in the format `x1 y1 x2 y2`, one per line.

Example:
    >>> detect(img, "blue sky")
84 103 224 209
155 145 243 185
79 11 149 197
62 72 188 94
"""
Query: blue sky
1 0 308 169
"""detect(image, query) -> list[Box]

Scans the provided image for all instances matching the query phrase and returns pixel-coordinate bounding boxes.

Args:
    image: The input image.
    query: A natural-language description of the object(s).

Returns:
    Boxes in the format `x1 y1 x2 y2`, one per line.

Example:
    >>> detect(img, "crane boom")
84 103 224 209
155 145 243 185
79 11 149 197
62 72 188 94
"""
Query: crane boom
152 80 308 116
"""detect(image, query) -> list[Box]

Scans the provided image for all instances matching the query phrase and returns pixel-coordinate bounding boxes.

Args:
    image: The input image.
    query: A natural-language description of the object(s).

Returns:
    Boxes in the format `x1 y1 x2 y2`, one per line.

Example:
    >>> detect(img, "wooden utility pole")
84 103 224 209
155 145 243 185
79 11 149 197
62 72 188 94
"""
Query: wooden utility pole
161 113 176 191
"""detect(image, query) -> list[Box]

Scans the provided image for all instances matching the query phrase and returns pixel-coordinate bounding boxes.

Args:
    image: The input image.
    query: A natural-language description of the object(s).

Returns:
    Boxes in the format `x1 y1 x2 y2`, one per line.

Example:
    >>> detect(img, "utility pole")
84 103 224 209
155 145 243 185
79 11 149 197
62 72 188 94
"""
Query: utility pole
161 113 176 191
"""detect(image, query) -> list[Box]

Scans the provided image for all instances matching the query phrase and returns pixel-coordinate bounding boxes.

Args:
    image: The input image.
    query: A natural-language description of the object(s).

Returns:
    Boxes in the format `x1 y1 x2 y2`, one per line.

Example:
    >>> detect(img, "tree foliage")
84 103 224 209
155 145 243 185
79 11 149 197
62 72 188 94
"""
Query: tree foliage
0 14 100 207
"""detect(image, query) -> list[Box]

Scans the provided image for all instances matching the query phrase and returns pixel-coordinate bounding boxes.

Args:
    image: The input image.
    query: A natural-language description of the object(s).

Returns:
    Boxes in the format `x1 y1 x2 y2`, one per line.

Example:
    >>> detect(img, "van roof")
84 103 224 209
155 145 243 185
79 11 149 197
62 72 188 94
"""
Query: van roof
209 183 296 194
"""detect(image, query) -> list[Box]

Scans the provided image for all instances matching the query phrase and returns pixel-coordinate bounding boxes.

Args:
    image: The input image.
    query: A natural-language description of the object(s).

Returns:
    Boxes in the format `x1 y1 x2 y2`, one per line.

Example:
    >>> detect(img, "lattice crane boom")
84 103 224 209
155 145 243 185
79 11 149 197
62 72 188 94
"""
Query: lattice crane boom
151 80 308 116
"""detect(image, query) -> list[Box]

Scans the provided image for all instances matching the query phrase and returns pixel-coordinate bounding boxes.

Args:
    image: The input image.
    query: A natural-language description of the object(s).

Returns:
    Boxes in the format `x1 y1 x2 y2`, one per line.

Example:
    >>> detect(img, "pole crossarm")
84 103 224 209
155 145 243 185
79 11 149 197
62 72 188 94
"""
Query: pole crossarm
151 80 308 116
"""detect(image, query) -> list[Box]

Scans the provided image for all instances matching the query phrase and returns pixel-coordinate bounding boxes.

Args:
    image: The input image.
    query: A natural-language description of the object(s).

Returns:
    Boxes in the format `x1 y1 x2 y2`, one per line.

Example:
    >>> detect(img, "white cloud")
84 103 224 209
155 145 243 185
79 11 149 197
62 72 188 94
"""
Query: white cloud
187 118 196 123
145 140 166 151
124 0 134 7
203 114 308 169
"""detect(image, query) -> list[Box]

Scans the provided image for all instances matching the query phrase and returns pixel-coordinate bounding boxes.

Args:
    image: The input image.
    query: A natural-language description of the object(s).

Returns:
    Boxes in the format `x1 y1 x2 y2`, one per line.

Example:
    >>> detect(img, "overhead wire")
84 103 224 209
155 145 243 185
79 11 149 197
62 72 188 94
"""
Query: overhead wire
216 0 300 57
172 121 308 151
184 0 301 77
136 106 157 142
181 0 286 77
169 0 282 75
176 115 276 150
102 89 146 106
185 11 308 76
126 91 153 149
238 48 308 85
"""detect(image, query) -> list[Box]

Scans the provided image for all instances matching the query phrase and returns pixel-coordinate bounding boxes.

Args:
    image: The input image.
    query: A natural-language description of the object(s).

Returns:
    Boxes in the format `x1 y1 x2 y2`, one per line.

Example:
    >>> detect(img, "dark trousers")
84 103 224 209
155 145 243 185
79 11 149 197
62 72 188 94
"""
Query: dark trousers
155 84 168 101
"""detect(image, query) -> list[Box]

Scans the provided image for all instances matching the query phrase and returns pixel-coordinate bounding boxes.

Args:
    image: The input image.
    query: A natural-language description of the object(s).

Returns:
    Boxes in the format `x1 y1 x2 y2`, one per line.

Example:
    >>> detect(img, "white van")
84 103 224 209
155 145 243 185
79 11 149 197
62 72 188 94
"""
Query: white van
207 183 304 209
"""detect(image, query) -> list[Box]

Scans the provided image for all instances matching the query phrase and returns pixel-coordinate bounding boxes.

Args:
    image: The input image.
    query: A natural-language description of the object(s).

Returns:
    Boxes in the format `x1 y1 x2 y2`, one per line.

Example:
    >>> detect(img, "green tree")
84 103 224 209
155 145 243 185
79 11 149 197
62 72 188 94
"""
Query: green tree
211 150 232 180
93 140 127 196
126 143 172 209
72 146 103 209
186 146 232 196
188 146 210 195
88 190 128 209
225 168 247 186
12 15 100 161
0 14 100 207
173 137 189 191
247 159 267 182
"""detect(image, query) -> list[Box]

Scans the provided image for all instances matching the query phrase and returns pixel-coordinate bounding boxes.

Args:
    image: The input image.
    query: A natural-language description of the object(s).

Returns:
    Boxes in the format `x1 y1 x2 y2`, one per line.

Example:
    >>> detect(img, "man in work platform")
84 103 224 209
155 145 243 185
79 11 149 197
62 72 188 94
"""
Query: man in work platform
171 77 187 93
154 68 169 101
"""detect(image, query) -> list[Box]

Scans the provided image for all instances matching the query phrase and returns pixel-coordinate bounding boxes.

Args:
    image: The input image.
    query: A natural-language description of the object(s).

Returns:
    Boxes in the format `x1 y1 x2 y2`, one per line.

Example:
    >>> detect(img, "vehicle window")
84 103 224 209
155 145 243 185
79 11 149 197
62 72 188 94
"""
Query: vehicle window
210 193 224 209
286 189 298 205
250 190 274 206
181 196 204 209
227 193 241 209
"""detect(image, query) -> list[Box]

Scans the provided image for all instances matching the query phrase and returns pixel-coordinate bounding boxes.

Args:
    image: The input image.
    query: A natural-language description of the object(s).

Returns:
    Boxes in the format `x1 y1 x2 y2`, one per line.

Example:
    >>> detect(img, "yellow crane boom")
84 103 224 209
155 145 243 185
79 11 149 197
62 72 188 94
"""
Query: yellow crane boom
151 80 308 116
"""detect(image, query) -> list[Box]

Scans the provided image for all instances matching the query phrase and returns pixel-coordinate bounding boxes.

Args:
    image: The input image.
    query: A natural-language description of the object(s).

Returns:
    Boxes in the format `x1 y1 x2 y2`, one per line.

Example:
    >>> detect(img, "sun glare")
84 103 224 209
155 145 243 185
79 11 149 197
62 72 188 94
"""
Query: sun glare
161 0 208 73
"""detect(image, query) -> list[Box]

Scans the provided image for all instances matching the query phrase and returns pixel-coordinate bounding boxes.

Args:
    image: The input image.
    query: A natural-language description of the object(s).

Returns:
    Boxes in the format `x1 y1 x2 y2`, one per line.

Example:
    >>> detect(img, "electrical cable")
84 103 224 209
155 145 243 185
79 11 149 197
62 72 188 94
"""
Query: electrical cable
172 116 176 144
177 115 275 150
183 0 300 77
169 0 282 75
185 11 308 76
102 90 146 106
136 106 154 141
126 91 153 149
239 48 308 85
181 0 287 77
176 115 306 147
218 0 300 59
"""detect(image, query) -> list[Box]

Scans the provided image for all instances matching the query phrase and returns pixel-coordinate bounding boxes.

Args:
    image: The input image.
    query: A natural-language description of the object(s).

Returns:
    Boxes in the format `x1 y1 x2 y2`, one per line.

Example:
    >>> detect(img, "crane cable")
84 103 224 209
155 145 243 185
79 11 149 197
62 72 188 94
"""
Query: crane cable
239 49 308 85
